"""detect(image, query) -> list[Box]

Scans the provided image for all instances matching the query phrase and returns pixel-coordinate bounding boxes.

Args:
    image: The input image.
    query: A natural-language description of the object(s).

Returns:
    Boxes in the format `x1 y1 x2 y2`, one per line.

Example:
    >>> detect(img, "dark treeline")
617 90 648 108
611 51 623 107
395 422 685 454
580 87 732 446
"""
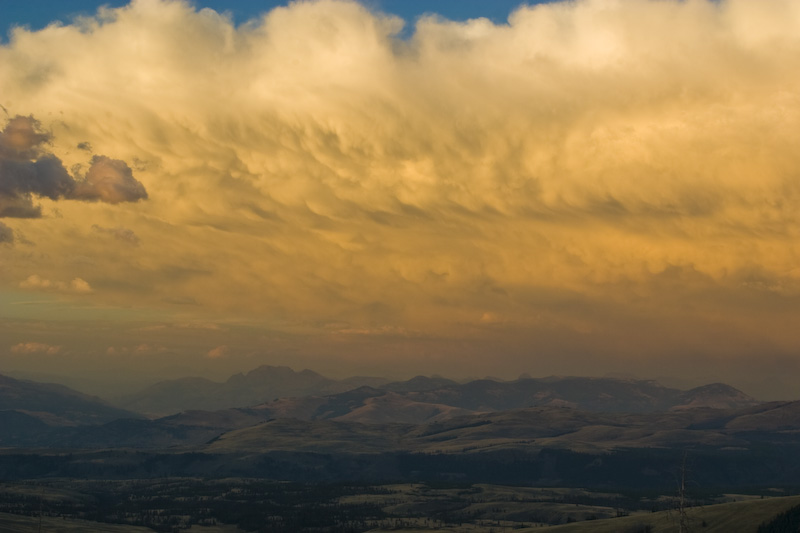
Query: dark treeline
758 504 800 533
2 445 800 489
0 479 391 532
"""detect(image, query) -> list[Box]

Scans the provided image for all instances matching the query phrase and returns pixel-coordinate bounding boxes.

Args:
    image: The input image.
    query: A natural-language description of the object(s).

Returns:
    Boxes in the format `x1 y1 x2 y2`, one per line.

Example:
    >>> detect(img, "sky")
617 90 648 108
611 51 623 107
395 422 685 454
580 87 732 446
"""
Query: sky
2 0 800 399
2 1 540 39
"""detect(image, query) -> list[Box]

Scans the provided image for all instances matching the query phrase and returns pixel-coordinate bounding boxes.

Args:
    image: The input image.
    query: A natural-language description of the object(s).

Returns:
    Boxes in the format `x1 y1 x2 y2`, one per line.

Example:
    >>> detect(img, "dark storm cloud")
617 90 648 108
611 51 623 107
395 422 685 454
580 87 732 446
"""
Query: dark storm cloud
0 115 148 239
0 220 13 243
0 115 75 218
0 115 50 159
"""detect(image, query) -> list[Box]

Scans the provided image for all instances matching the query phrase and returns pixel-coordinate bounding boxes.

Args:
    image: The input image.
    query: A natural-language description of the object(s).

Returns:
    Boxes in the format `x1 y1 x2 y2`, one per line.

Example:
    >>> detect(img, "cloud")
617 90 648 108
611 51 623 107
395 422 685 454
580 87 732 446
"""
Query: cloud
0 115 50 159
2 0 800 370
0 117 75 215
0 221 12 243
137 343 166 354
174 322 223 331
92 224 140 245
0 115 147 239
11 342 61 355
19 274 93 293
105 343 166 355
0 115 73 218
73 155 148 204
69 278 93 293
207 345 229 359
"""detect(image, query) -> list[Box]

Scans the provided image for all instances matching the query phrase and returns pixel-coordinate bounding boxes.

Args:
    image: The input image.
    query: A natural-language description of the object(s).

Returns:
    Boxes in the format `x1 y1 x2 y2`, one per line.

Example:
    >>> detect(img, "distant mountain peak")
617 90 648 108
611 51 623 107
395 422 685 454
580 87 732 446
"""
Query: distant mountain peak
674 382 759 410
384 375 459 393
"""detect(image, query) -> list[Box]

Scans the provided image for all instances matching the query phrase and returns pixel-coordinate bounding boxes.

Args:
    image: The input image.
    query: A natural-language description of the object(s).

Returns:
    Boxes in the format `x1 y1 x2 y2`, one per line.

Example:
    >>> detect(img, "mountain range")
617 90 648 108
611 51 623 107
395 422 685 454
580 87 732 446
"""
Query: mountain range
0 367 767 450
3 368 800 489
112 365 760 417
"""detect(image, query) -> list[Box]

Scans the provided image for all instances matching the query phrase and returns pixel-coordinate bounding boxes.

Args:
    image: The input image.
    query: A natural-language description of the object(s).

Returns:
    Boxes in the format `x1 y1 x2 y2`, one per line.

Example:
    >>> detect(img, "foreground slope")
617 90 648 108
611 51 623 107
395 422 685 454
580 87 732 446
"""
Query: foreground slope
0 512 156 533
536 495 800 533
364 495 800 533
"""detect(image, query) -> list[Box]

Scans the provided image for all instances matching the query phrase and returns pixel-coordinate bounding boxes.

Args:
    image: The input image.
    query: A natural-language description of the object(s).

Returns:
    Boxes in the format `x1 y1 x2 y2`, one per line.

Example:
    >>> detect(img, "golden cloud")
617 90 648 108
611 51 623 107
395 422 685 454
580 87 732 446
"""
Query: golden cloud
207 345 229 359
1 0 800 362
11 342 62 355
19 274 93 293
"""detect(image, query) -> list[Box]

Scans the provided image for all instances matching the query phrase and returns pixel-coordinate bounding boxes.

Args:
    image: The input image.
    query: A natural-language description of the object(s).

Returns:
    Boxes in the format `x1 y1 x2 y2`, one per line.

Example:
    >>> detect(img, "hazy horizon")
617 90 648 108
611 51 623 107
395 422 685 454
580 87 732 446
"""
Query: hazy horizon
2 357 793 404
3 0 800 402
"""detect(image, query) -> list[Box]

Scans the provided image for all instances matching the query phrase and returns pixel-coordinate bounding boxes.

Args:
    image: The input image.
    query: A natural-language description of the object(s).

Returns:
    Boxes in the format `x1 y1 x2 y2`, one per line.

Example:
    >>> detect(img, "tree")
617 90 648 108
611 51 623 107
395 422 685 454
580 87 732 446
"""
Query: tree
673 452 691 533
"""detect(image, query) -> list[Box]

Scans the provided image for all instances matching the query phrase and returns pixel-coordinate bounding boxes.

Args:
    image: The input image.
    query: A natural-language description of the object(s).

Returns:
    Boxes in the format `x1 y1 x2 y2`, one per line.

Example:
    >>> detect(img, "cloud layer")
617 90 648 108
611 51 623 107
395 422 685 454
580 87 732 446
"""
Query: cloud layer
2 0 800 380
19 274 92 293
11 342 62 355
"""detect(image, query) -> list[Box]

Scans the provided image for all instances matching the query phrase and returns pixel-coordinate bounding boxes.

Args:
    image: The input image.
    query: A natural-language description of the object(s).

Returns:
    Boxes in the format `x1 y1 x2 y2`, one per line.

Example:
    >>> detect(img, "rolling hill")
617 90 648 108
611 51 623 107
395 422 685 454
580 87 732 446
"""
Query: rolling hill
201 402 800 455
0 373 138 428
116 365 391 416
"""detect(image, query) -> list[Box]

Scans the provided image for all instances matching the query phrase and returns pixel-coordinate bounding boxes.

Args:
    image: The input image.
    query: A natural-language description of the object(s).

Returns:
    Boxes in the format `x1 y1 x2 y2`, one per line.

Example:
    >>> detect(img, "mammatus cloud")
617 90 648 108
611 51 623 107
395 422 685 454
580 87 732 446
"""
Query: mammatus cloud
0 115 147 241
11 342 62 355
1 0 800 377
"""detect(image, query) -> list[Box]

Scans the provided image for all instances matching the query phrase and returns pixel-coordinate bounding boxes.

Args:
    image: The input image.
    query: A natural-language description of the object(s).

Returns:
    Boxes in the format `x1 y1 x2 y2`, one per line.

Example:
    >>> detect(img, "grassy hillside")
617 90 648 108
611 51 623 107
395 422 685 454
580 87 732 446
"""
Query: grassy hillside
3 479 799 532
0 511 239 532
204 404 800 455
363 494 800 532
535 494 800 533
0 511 154 532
